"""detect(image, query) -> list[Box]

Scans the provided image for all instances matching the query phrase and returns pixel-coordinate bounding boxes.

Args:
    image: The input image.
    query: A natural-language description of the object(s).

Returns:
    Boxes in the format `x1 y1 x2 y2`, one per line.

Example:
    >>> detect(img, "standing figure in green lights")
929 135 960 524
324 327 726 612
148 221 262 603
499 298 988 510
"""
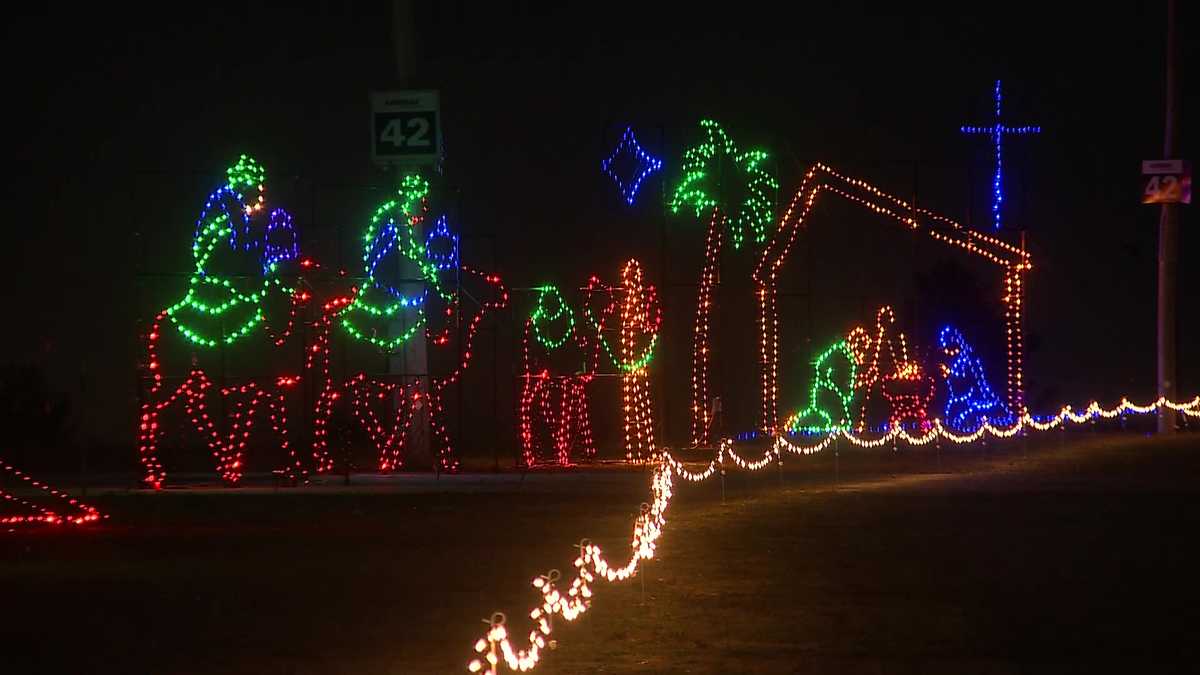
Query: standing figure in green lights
669 120 778 446
784 339 861 434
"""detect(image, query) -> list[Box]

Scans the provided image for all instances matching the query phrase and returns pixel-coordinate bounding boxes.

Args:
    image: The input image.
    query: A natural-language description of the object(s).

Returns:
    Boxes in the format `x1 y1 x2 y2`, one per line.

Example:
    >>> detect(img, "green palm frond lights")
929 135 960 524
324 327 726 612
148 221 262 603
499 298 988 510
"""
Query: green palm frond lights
669 119 779 249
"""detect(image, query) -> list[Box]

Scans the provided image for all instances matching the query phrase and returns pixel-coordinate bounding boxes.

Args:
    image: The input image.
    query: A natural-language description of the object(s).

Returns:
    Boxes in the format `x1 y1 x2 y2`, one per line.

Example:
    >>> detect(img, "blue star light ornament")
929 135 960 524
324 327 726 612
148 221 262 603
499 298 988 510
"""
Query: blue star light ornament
601 126 663 206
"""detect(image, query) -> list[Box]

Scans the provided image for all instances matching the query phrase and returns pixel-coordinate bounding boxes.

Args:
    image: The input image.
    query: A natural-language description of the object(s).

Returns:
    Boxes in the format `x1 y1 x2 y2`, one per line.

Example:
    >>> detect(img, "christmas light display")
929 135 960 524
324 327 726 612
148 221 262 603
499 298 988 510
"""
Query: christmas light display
881 361 935 431
601 126 663 206
846 306 920 432
939 325 1009 431
669 119 777 250
307 298 353 475
310 176 438 470
346 374 419 473
263 207 299 274
519 286 599 466
308 211 505 474
139 156 308 488
165 154 294 348
783 339 859 434
668 119 778 445
145 158 509 482
618 260 660 462
425 264 509 473
291 181 504 474
425 215 460 271
1 457 103 526
754 163 1031 433
960 80 1041 231
338 173 452 352
467 394 1199 673
137 311 305 487
583 260 662 462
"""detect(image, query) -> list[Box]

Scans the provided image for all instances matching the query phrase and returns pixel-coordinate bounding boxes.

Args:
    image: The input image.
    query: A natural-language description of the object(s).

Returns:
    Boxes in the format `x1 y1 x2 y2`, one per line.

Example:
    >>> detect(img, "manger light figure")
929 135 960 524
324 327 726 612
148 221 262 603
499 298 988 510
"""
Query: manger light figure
961 80 1041 231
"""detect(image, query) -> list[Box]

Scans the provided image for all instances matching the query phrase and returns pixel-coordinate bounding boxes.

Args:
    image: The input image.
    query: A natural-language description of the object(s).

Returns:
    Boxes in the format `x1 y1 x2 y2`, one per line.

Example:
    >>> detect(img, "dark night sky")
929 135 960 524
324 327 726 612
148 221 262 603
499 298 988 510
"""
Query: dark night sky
2 2 1195 451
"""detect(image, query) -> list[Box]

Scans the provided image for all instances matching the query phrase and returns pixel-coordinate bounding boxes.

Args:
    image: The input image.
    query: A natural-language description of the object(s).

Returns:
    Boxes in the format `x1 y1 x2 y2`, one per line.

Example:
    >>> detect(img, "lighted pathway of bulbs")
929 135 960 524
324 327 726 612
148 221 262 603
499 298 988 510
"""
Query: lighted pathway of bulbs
466 396 1200 673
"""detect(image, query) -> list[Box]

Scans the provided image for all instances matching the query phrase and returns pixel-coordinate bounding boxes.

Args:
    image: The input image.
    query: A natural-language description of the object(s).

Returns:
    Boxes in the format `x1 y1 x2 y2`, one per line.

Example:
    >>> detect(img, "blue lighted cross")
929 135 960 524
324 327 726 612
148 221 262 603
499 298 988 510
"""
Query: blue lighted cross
960 80 1041 230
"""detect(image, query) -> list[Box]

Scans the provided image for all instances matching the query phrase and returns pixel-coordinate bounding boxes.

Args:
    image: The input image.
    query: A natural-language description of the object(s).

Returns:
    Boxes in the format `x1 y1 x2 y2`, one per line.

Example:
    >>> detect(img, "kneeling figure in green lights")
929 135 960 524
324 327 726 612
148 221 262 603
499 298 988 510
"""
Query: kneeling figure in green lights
784 339 859 434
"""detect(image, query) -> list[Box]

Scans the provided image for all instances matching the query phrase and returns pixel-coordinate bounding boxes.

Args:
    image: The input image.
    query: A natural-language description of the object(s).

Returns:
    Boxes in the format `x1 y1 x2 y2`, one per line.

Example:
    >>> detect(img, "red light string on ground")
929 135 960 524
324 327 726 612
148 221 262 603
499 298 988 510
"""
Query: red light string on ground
754 163 1031 433
1 457 102 526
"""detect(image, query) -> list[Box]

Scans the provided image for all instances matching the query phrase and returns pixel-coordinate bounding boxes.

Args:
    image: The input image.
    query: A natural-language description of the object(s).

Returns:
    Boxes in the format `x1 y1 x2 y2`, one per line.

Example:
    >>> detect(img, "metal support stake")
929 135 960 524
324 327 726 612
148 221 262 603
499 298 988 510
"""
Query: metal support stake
834 435 840 486
935 435 941 473
720 459 726 505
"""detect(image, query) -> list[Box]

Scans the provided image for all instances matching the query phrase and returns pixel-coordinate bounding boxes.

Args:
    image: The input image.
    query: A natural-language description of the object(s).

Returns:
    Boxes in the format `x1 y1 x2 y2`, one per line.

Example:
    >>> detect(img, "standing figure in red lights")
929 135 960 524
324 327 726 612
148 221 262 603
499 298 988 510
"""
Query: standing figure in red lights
584 259 662 462
518 285 600 467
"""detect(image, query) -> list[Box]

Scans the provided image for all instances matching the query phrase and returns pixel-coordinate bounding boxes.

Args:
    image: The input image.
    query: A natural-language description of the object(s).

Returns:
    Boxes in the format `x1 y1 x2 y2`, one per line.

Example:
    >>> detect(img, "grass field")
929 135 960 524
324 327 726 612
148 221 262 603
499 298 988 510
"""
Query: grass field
3 433 1198 674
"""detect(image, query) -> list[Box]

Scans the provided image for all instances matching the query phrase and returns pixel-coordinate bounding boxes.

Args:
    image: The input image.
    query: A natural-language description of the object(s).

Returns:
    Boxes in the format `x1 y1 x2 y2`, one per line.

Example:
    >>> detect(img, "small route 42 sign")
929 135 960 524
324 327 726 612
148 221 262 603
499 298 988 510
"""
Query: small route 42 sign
1142 159 1191 205
371 90 440 167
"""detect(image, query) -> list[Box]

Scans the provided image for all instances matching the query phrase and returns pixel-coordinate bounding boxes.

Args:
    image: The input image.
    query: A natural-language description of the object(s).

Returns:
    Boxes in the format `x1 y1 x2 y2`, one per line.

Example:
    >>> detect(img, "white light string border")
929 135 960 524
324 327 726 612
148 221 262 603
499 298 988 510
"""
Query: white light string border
466 394 1198 673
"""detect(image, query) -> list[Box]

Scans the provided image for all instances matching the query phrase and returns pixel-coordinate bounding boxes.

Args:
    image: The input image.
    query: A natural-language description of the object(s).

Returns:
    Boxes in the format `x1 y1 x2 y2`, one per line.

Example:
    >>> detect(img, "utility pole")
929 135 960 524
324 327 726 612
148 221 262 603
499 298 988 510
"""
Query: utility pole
1157 0 1180 434
389 0 433 460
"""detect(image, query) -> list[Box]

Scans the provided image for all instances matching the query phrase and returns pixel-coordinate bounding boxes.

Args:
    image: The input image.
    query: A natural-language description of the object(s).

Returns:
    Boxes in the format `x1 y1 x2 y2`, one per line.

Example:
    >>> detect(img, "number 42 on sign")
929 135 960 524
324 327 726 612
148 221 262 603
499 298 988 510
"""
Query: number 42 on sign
1142 159 1191 205
371 90 441 167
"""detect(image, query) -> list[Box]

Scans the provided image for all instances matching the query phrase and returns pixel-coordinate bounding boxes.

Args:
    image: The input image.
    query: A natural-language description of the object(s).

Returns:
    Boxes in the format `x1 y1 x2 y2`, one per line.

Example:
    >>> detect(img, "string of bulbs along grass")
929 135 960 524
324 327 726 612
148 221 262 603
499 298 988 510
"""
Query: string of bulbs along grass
466 394 1199 673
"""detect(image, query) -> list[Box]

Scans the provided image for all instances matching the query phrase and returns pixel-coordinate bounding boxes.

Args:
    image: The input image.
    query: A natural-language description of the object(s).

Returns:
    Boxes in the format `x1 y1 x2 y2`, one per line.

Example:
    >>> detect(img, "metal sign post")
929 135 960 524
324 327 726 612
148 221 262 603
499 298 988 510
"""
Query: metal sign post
371 89 442 463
